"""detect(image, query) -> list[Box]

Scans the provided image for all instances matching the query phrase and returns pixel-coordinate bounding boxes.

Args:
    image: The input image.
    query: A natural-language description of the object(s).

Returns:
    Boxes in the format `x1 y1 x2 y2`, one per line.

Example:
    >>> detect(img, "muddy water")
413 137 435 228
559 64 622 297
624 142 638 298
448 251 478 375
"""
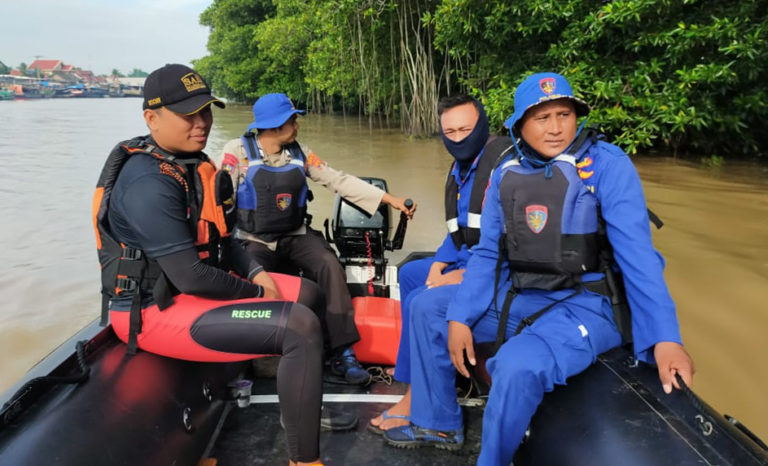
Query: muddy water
0 99 766 440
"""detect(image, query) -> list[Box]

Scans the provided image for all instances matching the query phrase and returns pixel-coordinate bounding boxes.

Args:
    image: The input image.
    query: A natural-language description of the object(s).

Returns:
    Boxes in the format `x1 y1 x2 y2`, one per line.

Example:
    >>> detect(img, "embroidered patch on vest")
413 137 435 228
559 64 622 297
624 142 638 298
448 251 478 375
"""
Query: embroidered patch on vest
526 205 548 234
276 193 292 211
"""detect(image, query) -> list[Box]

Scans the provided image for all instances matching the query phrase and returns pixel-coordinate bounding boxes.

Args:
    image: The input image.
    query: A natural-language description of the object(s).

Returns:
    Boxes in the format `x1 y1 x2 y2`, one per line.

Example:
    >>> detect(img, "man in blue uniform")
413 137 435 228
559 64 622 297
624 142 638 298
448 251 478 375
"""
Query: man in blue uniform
369 95 514 433
385 72 694 464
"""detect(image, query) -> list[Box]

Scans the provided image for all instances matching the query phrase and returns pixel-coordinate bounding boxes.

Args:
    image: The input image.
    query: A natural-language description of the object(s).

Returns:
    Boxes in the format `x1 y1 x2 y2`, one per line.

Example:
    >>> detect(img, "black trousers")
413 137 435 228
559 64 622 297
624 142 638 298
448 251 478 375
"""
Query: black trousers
242 227 360 351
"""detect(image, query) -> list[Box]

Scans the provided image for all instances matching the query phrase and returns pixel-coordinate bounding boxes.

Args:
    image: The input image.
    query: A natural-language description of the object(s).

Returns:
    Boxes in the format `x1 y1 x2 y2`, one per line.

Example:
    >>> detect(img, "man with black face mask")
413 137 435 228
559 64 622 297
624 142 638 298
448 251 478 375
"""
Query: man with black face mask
368 95 514 435
385 73 693 463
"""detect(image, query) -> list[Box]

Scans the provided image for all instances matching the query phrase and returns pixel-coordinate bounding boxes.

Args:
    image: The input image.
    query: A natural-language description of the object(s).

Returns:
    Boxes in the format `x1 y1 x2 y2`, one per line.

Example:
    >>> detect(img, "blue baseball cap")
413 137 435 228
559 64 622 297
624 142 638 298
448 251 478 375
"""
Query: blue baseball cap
247 93 307 131
504 72 589 131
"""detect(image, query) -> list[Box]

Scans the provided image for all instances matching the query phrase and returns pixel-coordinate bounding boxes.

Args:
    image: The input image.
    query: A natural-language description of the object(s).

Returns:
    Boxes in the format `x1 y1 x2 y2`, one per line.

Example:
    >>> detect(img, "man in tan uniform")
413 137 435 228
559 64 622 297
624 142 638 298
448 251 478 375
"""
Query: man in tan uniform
214 93 415 384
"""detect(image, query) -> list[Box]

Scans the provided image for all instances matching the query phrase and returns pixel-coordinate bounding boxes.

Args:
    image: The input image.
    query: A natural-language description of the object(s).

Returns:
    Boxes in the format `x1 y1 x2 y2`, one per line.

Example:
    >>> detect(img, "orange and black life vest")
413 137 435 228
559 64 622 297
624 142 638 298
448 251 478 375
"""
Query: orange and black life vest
92 136 236 354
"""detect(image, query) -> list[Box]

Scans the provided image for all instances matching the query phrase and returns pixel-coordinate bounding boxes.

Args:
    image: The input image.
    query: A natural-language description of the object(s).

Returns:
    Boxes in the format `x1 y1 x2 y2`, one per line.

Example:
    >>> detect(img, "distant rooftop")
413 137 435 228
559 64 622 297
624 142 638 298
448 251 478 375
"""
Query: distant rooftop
29 59 63 72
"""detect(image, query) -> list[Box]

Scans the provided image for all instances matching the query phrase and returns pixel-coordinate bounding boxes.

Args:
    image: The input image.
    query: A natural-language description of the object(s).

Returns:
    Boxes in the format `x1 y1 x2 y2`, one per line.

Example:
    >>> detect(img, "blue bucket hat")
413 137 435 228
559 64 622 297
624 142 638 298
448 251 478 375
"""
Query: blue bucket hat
247 93 307 131
504 72 589 132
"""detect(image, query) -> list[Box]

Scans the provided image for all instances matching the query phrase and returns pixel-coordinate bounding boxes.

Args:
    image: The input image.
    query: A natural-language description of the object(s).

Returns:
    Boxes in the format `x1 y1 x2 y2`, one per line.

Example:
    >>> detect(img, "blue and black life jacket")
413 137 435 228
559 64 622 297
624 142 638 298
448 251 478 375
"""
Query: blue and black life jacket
487 128 657 351
444 136 515 250
496 130 599 291
237 133 309 235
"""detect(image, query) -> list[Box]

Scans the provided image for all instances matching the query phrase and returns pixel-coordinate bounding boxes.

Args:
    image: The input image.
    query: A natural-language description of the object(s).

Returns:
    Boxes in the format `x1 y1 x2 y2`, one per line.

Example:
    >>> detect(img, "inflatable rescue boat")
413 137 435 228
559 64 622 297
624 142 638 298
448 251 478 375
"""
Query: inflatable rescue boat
1 178 766 465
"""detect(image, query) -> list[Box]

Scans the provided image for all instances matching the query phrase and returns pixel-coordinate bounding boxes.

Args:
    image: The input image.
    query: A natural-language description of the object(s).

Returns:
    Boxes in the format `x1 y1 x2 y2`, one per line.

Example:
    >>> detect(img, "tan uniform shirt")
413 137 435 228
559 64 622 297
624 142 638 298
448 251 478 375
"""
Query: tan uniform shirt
214 137 385 249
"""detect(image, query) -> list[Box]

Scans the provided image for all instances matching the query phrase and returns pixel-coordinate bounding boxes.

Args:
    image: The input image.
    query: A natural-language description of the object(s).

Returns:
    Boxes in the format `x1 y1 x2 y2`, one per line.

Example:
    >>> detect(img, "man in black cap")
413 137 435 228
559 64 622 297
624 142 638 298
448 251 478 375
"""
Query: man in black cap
93 64 326 466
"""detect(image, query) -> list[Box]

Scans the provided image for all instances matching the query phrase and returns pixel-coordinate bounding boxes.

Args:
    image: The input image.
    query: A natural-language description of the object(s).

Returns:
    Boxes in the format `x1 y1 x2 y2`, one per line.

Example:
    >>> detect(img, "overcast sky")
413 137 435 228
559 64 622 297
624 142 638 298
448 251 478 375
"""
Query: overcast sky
2 0 212 75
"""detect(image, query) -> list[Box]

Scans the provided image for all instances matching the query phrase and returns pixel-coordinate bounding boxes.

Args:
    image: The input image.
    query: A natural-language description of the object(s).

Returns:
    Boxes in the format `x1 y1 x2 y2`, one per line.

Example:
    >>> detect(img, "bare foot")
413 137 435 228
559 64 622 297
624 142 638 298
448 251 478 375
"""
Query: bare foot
369 386 411 430
385 367 395 377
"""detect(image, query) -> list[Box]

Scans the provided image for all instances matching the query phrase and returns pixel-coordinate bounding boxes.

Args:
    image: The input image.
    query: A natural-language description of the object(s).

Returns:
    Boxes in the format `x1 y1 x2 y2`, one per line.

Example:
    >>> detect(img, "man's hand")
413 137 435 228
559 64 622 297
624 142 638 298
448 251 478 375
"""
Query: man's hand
382 193 417 219
448 321 475 378
427 269 465 288
425 261 447 287
252 270 281 299
654 341 694 394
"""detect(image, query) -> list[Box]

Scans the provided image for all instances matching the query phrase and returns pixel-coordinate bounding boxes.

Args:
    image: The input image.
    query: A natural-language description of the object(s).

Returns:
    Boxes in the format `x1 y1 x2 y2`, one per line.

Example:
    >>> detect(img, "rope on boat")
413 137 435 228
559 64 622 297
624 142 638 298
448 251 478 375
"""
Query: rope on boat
367 366 393 385
1 340 91 423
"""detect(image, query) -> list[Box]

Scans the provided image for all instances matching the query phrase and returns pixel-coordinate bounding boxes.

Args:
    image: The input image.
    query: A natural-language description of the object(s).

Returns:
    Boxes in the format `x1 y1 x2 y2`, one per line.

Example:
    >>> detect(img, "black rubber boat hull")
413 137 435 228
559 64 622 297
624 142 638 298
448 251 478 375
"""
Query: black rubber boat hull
0 321 246 466
2 176 766 465
515 347 768 466
2 322 767 465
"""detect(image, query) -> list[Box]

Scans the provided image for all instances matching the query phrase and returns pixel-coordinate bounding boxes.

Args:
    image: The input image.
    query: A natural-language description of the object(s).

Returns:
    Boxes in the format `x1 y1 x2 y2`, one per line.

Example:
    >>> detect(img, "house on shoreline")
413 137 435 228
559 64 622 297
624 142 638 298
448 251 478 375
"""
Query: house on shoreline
2 59 145 98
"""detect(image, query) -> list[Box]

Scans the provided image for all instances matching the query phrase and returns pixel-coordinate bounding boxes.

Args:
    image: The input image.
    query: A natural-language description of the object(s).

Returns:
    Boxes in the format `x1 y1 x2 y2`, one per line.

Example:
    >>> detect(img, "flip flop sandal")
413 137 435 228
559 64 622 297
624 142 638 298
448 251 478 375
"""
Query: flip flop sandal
367 409 411 436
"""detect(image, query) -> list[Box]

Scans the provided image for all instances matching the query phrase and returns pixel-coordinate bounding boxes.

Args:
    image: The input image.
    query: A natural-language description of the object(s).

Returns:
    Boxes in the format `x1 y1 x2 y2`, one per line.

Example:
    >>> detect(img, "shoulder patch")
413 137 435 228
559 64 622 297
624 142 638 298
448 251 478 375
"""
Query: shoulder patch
577 156 594 180
221 152 238 173
306 151 327 170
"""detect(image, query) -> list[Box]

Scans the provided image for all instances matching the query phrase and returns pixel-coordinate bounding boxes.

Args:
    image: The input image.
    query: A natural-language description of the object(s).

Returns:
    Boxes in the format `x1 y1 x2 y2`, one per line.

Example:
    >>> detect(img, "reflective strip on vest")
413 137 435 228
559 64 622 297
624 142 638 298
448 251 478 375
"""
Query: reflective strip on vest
467 213 482 229
502 154 575 170
446 217 459 233
553 154 576 166
501 159 521 170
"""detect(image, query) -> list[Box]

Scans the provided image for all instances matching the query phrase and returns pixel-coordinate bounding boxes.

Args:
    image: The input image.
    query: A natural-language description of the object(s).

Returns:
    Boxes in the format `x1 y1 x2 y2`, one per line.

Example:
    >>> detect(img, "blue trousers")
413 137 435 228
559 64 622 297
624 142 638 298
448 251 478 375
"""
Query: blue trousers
394 257 434 383
409 285 622 465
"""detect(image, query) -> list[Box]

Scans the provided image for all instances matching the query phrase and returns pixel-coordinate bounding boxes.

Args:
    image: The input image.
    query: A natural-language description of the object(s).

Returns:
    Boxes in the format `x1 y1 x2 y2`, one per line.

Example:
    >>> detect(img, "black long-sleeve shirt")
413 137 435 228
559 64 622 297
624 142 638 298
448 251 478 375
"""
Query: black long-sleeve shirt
107 147 263 304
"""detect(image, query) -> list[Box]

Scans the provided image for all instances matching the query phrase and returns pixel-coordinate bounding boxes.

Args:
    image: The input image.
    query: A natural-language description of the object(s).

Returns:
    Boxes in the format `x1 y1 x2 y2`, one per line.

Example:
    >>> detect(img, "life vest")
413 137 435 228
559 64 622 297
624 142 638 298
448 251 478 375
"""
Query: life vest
92 136 236 353
496 129 601 291
489 129 662 351
444 136 515 250
237 133 309 235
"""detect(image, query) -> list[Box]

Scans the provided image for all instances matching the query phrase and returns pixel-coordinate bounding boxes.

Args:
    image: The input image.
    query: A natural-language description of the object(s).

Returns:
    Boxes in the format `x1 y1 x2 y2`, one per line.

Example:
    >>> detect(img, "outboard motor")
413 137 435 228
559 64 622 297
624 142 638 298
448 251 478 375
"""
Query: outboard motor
324 177 411 298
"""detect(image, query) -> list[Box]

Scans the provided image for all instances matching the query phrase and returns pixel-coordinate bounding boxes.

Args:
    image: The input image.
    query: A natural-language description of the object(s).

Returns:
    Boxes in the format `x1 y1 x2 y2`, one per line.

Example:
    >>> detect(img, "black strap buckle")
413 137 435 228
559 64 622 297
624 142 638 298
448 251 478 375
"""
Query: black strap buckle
521 317 534 328
116 277 137 293
121 247 143 261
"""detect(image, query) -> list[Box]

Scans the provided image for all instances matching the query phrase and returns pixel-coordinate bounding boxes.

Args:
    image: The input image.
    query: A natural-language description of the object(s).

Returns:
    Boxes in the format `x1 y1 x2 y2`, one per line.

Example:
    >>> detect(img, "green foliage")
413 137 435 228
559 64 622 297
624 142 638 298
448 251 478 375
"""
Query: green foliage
701 154 725 168
0 60 9 75
111 69 124 77
18 63 27 74
196 0 768 156
193 0 276 102
128 69 148 78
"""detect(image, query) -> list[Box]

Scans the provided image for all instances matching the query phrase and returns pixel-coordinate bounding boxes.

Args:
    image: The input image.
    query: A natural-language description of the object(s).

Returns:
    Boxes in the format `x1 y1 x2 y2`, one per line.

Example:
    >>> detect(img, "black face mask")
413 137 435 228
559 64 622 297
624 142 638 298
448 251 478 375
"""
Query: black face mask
440 100 490 163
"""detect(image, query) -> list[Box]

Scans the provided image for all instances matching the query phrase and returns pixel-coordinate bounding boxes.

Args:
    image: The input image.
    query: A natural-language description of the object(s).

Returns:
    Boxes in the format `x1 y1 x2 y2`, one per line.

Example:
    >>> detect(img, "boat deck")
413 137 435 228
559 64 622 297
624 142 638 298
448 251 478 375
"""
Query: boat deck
209 351 768 466
2 326 766 466
209 357 483 465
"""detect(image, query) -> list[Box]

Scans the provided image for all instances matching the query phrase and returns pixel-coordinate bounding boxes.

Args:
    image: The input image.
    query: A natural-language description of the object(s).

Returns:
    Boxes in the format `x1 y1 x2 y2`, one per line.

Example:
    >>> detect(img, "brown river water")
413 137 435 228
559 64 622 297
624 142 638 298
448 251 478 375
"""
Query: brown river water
0 98 766 440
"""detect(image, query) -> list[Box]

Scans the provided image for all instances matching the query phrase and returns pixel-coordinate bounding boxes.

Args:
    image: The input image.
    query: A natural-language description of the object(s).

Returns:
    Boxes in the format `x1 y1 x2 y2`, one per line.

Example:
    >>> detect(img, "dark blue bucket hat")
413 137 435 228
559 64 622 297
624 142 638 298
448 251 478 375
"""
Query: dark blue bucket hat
247 93 307 131
504 72 589 131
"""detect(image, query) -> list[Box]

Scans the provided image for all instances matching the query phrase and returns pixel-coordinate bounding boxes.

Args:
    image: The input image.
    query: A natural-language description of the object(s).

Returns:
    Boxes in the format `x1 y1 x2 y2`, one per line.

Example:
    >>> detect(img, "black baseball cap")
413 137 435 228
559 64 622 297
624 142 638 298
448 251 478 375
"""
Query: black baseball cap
142 64 225 115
